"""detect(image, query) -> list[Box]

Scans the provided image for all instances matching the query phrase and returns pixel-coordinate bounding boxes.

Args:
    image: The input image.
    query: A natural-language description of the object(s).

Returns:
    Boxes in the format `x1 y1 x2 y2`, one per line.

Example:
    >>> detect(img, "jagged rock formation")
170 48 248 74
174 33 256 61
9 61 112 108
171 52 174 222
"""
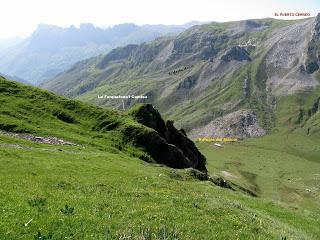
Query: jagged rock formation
190 110 266 139
128 104 207 173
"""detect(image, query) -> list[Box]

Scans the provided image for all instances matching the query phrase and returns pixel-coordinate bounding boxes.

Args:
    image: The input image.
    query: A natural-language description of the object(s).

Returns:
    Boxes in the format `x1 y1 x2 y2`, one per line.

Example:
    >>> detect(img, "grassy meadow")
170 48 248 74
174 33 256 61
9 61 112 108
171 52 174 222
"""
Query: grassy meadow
0 77 320 239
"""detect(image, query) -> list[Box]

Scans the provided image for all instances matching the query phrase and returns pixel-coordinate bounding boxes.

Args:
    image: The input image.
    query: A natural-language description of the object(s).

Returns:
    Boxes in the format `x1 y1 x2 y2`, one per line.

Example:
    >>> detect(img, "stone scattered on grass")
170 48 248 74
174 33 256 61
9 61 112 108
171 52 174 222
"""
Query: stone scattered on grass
0 131 76 146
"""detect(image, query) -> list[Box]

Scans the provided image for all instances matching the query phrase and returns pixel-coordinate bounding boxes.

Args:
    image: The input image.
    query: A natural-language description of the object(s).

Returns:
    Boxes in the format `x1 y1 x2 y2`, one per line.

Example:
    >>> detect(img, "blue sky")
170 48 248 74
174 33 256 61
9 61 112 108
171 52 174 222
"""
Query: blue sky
0 0 319 38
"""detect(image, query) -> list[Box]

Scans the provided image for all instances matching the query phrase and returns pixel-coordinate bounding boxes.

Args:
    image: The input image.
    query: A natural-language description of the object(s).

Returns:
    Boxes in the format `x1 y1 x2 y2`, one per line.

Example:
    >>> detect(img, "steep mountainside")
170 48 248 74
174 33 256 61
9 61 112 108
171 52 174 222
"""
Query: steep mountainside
43 15 320 135
0 23 194 85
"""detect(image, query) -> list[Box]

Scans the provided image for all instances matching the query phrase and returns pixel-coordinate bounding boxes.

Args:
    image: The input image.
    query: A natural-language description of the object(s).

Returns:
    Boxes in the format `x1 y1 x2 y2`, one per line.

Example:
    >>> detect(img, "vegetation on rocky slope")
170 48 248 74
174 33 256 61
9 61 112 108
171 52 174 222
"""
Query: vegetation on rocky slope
42 16 319 135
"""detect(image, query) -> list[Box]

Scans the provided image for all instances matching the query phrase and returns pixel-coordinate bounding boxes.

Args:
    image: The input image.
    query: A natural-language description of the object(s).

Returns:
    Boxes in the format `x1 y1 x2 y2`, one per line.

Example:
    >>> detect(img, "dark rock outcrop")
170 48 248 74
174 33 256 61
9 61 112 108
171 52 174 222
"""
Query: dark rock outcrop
304 13 320 74
311 97 320 114
164 120 207 173
305 61 319 74
130 103 167 135
128 104 207 173
308 96 320 117
122 126 193 169
221 46 251 62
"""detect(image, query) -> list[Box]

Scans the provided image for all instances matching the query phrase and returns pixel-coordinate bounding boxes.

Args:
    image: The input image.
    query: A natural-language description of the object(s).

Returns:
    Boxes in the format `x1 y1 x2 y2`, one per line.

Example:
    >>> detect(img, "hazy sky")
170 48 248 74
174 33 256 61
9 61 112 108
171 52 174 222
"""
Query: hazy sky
0 0 319 38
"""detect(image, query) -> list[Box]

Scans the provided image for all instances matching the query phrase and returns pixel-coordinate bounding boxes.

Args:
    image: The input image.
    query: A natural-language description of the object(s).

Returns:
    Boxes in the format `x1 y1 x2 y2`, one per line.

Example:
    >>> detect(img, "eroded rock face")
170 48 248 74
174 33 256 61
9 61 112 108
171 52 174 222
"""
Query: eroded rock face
168 32 227 63
190 110 266 139
129 104 207 173
122 127 193 169
220 46 251 62
303 13 320 74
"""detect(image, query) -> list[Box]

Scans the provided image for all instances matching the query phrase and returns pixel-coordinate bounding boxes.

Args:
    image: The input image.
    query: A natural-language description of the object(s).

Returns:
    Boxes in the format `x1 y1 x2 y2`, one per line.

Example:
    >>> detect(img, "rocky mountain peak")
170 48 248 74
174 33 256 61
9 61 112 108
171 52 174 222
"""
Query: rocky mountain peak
129 104 207 173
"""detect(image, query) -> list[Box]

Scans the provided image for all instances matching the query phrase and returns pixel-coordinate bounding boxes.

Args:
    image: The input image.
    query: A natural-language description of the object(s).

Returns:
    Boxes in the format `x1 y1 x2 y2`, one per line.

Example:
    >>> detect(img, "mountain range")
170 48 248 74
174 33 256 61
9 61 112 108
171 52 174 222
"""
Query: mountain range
1 14 320 239
42 15 320 136
0 22 199 85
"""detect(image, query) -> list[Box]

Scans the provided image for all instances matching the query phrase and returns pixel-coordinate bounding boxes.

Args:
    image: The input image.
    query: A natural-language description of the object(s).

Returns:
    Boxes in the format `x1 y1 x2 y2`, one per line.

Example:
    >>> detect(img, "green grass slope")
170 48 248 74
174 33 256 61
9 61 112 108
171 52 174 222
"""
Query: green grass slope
199 130 320 209
1 77 320 239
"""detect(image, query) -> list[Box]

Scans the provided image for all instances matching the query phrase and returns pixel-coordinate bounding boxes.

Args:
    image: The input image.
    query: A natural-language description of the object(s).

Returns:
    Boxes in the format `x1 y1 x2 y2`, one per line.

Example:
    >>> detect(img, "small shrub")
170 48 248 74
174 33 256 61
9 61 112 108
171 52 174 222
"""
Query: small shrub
60 204 74 215
193 202 200 209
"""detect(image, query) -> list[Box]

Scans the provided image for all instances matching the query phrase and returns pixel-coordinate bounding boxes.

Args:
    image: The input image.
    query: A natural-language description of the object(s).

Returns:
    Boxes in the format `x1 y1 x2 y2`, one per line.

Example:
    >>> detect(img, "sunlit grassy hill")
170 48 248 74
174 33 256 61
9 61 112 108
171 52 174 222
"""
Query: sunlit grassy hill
0 77 320 239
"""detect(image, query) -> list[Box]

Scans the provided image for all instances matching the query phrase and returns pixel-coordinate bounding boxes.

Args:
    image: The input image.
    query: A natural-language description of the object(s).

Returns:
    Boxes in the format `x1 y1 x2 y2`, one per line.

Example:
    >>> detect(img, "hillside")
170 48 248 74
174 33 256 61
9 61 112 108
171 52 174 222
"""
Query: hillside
0 23 194 85
0 76 207 172
42 15 320 135
1 77 320 239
